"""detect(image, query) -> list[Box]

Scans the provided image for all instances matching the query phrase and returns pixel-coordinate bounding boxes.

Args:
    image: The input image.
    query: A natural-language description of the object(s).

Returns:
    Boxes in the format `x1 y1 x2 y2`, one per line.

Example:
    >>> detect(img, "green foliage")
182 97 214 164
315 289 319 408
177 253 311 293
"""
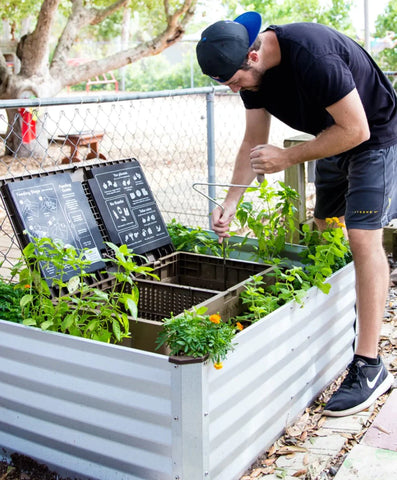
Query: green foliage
0 278 24 324
374 0 397 70
235 180 299 261
120 53 215 92
9 236 157 343
238 219 352 325
300 218 352 290
222 0 354 33
167 219 240 256
156 307 238 367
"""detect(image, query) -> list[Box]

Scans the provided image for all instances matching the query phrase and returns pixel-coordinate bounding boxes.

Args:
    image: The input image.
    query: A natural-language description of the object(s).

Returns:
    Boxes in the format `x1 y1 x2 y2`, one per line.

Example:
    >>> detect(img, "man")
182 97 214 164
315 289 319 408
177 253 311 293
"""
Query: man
196 12 396 417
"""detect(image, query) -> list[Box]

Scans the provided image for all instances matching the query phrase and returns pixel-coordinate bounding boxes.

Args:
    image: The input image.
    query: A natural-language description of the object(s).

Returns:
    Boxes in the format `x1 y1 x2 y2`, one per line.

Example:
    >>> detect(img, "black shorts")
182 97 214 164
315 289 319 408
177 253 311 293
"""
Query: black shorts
314 144 397 230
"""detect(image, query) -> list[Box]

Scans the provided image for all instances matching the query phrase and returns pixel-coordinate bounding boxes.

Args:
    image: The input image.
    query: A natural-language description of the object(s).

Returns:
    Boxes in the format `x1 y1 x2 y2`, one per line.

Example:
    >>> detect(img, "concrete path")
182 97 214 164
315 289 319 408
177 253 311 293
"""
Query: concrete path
334 388 397 479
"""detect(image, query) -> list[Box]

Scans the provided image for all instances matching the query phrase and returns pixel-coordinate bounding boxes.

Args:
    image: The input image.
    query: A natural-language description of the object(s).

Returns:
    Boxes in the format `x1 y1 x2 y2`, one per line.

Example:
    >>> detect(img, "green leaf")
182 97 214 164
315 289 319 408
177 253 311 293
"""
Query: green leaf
20 294 33 308
112 320 121 342
22 318 37 326
125 297 138 318
40 320 54 330
67 276 80 294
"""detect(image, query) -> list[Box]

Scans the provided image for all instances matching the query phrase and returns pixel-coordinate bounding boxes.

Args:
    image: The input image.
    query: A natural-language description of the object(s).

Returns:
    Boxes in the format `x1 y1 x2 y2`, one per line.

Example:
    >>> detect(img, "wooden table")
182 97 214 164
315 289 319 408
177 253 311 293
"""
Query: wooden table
60 132 106 164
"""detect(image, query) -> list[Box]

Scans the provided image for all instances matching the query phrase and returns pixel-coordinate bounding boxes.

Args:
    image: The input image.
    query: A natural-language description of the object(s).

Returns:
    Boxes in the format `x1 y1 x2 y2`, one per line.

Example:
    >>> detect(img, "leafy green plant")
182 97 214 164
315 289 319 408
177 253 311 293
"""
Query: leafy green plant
10 236 157 343
235 180 299 261
237 218 352 325
167 219 224 256
299 217 352 293
237 266 312 325
156 307 241 369
0 277 25 323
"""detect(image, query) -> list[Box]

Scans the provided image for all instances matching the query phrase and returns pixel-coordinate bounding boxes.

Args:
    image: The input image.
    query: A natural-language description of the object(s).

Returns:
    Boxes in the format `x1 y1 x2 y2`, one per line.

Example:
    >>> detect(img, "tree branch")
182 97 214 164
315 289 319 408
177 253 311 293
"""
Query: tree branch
90 0 130 25
48 0 197 93
18 0 61 77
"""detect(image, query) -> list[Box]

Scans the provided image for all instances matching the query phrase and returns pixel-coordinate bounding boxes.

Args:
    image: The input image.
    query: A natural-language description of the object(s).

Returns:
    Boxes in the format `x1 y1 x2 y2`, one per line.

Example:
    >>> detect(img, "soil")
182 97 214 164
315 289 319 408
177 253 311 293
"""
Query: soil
1 258 396 480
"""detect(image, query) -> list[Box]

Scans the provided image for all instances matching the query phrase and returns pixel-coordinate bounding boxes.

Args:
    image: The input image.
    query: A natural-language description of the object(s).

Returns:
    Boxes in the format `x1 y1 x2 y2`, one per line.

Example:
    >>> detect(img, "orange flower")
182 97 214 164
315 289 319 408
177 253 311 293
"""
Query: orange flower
209 314 221 324
214 362 223 369
24 284 30 289
236 322 244 331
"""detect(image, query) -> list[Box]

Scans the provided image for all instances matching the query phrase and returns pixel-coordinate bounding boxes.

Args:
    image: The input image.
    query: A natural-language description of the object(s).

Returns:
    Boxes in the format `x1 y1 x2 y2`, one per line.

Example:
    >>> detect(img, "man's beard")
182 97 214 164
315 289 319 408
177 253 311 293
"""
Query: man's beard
240 68 264 92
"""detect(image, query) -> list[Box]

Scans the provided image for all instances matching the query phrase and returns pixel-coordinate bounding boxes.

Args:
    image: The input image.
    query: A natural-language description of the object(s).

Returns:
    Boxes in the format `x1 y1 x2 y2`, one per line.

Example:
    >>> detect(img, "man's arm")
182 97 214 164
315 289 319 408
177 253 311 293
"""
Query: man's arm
211 108 271 240
249 88 370 174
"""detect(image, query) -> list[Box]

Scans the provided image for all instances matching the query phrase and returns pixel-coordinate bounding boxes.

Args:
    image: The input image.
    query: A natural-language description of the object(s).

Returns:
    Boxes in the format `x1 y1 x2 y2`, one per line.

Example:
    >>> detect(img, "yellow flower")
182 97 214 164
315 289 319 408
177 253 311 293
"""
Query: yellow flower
337 222 346 229
214 362 223 369
236 322 244 331
209 314 221 324
332 217 339 223
325 218 333 224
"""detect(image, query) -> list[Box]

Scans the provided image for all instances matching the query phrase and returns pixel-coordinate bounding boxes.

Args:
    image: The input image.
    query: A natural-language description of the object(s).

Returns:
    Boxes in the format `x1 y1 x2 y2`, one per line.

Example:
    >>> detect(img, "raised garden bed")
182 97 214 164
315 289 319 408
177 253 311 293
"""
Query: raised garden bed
0 159 357 480
0 261 356 480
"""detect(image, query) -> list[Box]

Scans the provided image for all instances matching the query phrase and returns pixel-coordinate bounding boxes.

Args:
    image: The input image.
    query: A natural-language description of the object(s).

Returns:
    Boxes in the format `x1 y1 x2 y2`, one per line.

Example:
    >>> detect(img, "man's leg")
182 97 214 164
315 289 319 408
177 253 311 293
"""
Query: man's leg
348 228 389 358
322 225 393 416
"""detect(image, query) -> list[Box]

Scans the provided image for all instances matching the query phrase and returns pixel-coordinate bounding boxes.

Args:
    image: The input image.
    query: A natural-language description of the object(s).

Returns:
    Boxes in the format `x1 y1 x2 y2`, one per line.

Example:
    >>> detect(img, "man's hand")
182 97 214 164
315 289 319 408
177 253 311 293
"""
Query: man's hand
249 144 291 174
211 203 237 243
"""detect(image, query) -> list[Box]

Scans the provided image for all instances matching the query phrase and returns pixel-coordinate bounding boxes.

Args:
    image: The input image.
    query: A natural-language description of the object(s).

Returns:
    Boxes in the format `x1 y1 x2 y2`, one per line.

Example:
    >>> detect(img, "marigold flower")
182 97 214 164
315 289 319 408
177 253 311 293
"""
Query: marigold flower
325 218 333 224
214 362 223 369
209 314 221 324
337 222 346 229
24 284 30 289
236 322 244 331
332 216 339 223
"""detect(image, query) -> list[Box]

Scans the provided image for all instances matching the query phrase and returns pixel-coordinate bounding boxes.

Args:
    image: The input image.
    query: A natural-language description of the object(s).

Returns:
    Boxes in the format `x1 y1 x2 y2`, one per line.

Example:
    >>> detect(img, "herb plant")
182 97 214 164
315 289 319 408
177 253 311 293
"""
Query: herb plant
0 277 25 323
156 307 242 369
235 180 299 261
167 219 241 257
10 237 157 343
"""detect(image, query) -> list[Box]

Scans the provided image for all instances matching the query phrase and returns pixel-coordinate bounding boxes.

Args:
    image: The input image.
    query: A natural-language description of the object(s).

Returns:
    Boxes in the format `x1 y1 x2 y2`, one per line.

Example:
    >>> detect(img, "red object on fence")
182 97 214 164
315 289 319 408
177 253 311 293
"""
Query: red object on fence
19 108 36 143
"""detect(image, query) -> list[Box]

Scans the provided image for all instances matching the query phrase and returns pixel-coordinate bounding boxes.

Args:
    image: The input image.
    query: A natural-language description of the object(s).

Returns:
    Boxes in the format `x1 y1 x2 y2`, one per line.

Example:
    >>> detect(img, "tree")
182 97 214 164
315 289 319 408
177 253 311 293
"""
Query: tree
0 0 198 99
0 0 198 155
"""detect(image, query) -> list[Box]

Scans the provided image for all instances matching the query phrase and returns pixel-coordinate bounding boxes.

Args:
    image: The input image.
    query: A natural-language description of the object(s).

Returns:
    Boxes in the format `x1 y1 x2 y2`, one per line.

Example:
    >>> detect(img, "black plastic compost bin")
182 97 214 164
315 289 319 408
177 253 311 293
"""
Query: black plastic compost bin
0 158 271 351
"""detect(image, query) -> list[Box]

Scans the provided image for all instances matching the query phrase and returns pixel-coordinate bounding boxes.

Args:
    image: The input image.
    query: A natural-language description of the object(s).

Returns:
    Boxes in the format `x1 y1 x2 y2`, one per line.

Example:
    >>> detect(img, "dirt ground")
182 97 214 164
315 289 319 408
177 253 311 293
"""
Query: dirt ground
1 258 396 480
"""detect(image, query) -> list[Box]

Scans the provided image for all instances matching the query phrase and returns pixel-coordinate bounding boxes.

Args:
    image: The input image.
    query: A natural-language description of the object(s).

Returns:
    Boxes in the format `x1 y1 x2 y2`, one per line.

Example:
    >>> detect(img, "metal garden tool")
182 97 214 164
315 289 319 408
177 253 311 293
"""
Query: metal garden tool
192 175 264 290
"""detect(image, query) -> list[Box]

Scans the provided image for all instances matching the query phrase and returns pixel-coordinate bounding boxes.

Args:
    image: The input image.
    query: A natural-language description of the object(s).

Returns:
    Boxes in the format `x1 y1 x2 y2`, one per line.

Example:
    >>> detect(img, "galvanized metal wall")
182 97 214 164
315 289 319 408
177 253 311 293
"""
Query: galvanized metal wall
0 262 356 480
206 262 356 480
0 321 174 480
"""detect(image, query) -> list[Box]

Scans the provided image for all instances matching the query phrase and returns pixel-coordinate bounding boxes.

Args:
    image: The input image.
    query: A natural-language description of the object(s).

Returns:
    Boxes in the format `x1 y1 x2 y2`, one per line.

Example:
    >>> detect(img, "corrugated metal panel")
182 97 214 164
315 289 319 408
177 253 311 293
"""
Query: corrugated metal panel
0 262 356 480
0 322 174 480
207 262 356 480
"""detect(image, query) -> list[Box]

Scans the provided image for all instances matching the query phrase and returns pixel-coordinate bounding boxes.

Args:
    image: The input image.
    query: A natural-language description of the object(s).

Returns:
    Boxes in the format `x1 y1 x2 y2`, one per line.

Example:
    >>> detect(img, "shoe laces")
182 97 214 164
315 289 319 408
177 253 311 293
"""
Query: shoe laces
340 361 364 390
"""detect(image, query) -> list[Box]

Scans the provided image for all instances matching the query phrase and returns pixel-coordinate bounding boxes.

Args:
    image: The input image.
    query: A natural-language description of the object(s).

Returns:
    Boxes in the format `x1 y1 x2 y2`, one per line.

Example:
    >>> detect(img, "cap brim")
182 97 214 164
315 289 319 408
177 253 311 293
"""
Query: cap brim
234 11 262 46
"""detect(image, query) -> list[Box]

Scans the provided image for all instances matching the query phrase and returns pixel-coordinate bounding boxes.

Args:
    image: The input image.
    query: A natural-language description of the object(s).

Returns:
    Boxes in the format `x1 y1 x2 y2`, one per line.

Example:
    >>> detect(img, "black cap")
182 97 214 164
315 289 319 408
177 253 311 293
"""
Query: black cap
196 12 262 83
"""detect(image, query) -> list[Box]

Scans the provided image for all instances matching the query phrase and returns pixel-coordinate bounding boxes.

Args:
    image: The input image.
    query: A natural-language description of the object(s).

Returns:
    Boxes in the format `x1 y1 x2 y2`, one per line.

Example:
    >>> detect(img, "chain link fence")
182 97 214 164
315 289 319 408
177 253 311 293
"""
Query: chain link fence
0 87 300 275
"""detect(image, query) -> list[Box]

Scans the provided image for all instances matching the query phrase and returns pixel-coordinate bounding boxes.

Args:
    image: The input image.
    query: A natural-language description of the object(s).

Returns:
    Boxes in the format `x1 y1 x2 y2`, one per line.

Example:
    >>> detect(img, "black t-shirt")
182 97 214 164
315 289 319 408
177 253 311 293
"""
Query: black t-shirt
241 23 397 152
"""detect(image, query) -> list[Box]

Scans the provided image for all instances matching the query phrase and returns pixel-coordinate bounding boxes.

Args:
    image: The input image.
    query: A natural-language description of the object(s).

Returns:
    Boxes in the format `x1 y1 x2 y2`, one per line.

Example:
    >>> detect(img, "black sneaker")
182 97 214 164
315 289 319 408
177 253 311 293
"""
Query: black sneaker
323 356 394 417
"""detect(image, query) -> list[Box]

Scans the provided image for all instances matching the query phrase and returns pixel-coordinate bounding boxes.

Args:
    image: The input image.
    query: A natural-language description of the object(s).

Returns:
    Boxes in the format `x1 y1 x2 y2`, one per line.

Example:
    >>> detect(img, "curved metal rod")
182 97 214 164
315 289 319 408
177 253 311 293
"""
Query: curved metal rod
192 181 261 212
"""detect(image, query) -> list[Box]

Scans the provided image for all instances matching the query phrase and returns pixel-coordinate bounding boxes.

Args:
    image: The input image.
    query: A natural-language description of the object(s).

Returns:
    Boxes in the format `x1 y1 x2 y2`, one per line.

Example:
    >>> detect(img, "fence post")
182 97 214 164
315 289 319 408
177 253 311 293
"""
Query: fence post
206 90 216 229
283 134 315 243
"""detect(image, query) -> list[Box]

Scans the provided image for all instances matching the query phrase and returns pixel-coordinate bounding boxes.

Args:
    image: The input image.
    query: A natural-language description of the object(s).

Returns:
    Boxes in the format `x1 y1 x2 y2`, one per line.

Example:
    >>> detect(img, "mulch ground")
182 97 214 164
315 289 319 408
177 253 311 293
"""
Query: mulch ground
1 258 397 480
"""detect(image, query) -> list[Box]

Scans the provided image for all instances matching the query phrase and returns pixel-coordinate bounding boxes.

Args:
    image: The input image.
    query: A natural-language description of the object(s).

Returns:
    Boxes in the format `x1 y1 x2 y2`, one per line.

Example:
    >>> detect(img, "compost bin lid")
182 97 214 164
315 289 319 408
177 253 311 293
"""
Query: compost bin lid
0 158 174 285
86 160 171 256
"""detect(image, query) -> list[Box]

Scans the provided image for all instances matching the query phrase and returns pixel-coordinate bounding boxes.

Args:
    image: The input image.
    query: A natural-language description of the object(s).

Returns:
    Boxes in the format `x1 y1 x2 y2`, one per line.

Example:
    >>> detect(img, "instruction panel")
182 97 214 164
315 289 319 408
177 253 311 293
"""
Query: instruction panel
3 173 105 281
87 161 171 254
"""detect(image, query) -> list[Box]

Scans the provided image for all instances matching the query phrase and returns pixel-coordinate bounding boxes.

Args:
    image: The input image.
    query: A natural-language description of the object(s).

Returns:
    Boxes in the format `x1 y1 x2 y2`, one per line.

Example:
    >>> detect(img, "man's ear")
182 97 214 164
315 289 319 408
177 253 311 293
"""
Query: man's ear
248 50 259 64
